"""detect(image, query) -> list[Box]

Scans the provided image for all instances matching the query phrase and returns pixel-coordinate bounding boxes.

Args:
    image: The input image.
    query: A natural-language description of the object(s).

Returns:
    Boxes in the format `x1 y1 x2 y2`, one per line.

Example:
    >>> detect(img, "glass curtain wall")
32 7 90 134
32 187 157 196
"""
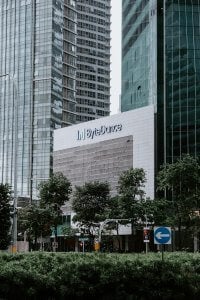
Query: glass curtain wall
30 0 63 199
121 0 157 112
0 0 63 200
76 0 111 122
0 0 34 197
62 0 77 126
164 0 200 163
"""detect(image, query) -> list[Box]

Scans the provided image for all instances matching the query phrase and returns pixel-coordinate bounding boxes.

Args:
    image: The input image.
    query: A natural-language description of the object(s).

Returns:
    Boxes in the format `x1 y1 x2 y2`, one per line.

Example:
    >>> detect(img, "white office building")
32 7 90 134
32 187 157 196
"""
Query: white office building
54 105 155 199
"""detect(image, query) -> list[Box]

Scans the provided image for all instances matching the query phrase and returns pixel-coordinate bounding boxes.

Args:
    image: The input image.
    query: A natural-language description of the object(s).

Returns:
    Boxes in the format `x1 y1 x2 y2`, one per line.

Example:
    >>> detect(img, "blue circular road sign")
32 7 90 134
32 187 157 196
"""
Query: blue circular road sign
154 227 171 245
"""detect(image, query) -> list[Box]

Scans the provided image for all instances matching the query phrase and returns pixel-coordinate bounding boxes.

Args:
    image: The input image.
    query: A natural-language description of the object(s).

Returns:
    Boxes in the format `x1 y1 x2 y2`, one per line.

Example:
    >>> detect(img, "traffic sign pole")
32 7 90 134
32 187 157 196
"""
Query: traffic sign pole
83 240 85 253
143 227 150 254
154 227 171 261
78 237 89 253
161 245 164 261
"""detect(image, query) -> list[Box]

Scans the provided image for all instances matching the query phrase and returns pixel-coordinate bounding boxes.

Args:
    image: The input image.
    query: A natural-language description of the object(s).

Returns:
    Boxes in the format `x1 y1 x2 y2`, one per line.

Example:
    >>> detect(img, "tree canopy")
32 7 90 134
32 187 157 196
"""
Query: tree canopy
117 168 147 226
0 183 11 249
157 154 200 221
39 172 72 208
18 204 52 248
72 181 110 235
38 172 72 244
157 154 200 249
118 168 146 199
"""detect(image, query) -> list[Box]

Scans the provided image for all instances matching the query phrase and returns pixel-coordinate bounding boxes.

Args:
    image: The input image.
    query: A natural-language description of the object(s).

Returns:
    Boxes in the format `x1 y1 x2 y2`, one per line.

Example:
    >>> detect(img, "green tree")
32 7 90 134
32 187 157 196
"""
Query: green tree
18 204 52 250
62 225 78 239
139 198 171 226
157 154 200 249
72 181 110 236
108 170 170 240
39 173 72 245
117 168 147 232
0 183 12 250
106 196 122 220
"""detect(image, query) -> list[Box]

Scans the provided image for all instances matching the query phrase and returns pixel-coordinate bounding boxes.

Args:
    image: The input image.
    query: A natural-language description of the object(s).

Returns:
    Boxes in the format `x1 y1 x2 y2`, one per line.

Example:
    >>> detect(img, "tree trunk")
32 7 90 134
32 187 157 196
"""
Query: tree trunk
178 217 182 250
53 225 58 252
34 234 37 250
193 229 199 252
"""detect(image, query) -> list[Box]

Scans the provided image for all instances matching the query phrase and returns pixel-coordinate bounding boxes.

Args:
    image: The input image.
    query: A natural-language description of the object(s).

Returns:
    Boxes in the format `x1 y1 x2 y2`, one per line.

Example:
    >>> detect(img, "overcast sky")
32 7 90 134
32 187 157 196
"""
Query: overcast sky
110 0 122 115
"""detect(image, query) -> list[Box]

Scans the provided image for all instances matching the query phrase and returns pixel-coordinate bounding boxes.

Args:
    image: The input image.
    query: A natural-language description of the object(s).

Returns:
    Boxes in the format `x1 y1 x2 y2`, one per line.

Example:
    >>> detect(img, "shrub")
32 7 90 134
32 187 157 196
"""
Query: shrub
0 252 199 299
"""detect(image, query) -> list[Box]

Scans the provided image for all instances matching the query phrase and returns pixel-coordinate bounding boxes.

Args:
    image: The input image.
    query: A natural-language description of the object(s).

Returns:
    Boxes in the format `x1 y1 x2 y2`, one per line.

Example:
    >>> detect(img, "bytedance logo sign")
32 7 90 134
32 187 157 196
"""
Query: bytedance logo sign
77 124 123 141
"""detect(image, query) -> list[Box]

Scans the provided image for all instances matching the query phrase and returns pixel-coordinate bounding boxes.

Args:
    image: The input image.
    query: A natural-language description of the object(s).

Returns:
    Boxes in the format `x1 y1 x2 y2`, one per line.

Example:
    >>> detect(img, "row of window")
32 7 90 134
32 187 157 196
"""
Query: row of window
63 64 76 77
77 64 110 76
77 4 110 18
78 13 110 26
77 30 109 42
76 90 109 100
78 55 110 67
63 31 76 44
76 115 95 122
64 0 76 9
78 21 110 35
76 98 109 109
63 18 77 32
77 0 110 10
76 81 109 92
76 105 109 117
77 73 110 84
64 6 77 21
63 88 76 101
76 106 96 114
76 47 109 60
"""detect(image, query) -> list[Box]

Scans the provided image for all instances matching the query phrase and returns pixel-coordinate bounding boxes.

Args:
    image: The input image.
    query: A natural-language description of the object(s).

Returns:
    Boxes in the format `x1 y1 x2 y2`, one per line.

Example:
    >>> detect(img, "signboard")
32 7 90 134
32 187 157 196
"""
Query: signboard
154 227 171 245
143 227 150 243
77 124 123 141
79 237 89 242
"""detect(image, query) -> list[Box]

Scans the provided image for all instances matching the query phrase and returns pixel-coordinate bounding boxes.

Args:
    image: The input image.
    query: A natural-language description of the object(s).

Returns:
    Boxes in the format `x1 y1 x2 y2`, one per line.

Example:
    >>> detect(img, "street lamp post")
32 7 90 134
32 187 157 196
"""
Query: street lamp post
0 73 18 253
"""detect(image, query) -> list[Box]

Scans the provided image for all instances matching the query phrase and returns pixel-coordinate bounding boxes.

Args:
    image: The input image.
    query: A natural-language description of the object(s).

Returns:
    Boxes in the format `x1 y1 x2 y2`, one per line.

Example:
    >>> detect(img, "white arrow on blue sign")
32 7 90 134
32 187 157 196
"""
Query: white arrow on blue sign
154 227 171 245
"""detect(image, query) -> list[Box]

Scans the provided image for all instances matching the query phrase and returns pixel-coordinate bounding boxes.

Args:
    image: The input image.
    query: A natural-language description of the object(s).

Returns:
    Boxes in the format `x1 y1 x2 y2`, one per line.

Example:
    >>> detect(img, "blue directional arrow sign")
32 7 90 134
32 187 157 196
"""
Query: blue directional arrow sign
154 227 171 245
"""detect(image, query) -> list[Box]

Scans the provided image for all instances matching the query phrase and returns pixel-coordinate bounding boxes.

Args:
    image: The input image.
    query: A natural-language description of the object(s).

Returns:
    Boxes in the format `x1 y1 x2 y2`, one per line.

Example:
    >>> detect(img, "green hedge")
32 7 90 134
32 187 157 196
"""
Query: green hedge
0 252 200 299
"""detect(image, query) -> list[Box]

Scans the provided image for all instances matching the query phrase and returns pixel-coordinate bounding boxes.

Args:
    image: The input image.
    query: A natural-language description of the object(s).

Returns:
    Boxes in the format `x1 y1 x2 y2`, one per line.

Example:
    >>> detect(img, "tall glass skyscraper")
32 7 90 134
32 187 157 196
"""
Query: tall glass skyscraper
121 0 200 168
0 0 111 200
76 0 111 122
62 0 77 127
0 0 76 200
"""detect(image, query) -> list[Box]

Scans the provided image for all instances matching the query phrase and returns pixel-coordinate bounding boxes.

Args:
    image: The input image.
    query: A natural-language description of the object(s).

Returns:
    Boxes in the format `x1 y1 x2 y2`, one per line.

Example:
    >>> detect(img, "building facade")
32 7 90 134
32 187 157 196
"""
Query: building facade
62 0 77 126
76 0 111 122
121 0 200 168
54 105 155 202
54 105 155 252
0 0 76 199
0 0 112 199
121 0 157 112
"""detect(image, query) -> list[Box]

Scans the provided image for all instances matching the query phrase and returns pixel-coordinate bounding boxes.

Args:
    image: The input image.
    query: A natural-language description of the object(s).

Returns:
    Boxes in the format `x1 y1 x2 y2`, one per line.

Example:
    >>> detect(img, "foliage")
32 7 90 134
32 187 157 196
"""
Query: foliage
18 204 52 247
0 252 200 299
107 169 172 236
157 154 200 248
106 195 122 219
39 173 72 239
117 168 147 228
0 183 12 249
61 225 79 239
39 172 72 208
139 198 171 226
118 167 146 199
72 181 110 235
